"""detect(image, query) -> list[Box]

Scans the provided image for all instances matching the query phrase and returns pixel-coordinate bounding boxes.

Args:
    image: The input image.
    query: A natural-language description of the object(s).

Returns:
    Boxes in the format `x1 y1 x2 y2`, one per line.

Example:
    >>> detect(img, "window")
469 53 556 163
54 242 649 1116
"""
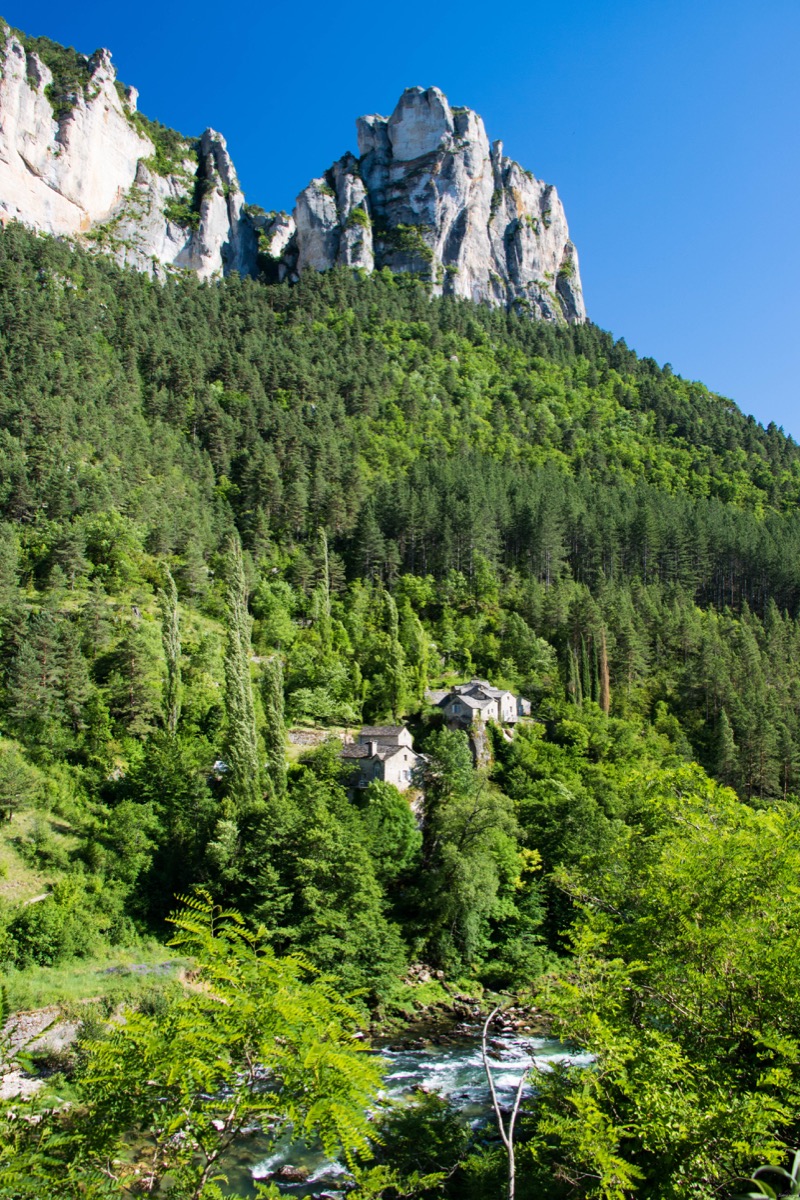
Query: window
452 702 462 714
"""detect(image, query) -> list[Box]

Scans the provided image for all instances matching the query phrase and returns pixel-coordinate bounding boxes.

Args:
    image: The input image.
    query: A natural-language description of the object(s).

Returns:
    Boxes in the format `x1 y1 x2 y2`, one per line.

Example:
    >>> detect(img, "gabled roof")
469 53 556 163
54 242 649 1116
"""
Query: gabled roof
342 742 418 763
376 744 413 761
450 693 494 709
425 689 450 706
453 678 518 701
359 725 406 737
455 679 500 696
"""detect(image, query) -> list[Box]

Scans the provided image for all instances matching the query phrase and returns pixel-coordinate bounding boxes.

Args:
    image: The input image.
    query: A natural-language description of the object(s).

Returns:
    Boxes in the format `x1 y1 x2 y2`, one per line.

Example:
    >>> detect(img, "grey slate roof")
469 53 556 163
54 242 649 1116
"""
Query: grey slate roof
450 693 493 709
342 742 409 762
359 725 406 737
341 744 371 759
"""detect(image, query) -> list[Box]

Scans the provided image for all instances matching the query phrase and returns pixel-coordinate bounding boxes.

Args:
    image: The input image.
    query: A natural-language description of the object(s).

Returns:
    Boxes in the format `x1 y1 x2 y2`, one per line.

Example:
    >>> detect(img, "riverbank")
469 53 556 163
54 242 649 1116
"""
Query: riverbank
371 960 551 1047
1 955 550 1107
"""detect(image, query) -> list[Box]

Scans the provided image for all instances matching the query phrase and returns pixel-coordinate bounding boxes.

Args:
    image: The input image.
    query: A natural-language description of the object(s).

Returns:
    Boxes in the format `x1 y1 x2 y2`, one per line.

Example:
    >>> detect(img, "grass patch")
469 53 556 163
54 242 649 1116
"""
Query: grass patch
133 112 196 177
0 808 76 905
3 943 190 1012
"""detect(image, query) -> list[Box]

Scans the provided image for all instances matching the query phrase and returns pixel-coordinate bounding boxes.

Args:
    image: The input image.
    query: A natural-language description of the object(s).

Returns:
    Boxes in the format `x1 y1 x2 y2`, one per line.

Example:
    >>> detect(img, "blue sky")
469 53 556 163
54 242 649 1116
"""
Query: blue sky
7 0 800 436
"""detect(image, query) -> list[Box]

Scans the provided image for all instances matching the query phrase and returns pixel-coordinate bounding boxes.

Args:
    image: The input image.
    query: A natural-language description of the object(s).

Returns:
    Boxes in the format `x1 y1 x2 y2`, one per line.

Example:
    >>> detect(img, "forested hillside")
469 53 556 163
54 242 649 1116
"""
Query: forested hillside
2 220 800 1197
2 220 799 793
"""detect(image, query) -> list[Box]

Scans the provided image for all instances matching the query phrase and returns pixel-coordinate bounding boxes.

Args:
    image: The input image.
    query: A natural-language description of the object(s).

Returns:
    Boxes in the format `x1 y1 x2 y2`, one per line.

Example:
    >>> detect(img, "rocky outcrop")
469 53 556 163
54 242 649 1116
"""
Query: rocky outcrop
289 86 585 324
0 26 256 280
0 37 151 235
96 128 258 281
0 22 585 318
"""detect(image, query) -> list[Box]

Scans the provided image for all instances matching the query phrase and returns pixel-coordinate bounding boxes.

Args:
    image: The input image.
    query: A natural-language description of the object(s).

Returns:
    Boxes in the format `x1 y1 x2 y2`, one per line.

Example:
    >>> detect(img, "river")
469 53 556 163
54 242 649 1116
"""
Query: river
221 1029 592 1197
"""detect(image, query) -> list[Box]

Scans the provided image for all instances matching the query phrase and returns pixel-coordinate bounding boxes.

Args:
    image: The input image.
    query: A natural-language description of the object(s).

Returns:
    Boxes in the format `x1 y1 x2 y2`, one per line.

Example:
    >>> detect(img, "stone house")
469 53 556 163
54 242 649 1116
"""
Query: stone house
340 725 423 792
431 679 531 730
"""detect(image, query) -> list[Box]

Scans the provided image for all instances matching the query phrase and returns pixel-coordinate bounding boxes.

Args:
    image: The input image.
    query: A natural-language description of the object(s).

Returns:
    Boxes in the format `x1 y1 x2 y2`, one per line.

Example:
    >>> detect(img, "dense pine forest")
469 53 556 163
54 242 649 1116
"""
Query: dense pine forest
2 220 800 1198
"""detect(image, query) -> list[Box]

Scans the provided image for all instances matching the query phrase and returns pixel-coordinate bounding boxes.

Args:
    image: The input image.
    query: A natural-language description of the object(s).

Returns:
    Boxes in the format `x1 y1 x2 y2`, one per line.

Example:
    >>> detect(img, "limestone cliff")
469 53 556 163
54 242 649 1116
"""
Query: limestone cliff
289 87 585 323
0 26 255 279
0 24 585 319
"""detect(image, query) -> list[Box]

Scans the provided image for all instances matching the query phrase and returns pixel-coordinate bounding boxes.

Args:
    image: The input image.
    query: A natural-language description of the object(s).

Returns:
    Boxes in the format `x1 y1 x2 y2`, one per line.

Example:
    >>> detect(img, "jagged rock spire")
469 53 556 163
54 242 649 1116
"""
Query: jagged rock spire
0 25 585 320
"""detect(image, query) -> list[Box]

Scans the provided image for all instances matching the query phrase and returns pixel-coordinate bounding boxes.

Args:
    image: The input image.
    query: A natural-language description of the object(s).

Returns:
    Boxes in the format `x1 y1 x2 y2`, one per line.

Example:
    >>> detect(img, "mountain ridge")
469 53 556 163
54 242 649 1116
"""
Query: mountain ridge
0 21 584 322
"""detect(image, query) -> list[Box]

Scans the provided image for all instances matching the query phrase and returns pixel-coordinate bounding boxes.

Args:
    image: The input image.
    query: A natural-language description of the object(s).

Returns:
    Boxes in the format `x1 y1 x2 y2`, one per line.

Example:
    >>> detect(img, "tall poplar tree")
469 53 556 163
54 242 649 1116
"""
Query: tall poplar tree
159 568 181 735
261 655 287 799
384 591 408 722
598 626 611 715
223 534 261 811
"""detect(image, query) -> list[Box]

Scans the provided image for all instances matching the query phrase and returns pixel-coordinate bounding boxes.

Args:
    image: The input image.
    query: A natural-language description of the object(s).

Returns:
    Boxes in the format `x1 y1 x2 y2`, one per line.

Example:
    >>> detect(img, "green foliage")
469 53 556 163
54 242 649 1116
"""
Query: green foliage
242 763 409 1000
163 192 202 230
519 762 800 1197
416 729 535 973
733 1150 800 1198
379 222 436 264
260 654 287 796
6 875 123 968
0 893 383 1199
16 30 93 123
223 533 261 810
370 1092 470 1196
3 218 800 1192
348 205 372 228
159 567 182 734
0 741 41 820
132 111 196 175
355 780 422 885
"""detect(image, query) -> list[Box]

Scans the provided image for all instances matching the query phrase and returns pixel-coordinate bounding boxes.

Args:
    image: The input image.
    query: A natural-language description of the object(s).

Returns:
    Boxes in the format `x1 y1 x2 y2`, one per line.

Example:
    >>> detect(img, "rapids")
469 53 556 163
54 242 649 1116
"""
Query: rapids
221 1030 591 1197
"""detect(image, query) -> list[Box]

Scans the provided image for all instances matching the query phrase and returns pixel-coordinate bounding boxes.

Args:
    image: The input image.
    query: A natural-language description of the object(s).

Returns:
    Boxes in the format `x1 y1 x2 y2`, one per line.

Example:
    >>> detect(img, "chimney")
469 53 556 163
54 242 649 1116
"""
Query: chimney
369 740 378 756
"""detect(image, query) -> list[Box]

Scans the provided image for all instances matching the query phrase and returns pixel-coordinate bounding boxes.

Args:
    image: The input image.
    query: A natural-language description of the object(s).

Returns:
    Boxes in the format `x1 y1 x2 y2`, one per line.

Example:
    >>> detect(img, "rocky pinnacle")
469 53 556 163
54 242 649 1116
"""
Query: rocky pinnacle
0 28 584 321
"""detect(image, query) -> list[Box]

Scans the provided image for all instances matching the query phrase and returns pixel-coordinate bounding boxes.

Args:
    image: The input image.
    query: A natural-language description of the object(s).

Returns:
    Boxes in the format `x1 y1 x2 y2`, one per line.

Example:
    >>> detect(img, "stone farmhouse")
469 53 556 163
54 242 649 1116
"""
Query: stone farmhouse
340 725 424 792
427 680 531 731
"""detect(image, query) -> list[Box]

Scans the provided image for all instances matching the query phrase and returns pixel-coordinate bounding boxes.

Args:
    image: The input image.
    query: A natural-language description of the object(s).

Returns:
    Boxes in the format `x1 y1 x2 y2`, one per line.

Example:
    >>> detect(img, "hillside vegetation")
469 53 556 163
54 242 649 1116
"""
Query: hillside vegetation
1 221 800 1196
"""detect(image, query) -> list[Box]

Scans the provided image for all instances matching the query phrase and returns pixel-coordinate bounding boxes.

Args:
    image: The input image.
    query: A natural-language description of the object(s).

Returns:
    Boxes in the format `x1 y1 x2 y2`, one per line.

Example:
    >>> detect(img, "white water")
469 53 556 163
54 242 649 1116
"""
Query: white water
224 1032 591 1198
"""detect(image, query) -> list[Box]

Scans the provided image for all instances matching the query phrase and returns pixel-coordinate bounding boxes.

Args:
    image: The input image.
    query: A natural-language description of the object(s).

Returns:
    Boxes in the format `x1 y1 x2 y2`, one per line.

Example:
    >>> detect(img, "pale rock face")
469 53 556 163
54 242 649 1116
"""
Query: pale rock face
103 160 196 277
170 129 257 280
295 177 340 273
291 86 585 324
295 153 373 275
387 85 454 160
0 28 257 279
0 36 151 234
0 24 584 318
246 210 297 282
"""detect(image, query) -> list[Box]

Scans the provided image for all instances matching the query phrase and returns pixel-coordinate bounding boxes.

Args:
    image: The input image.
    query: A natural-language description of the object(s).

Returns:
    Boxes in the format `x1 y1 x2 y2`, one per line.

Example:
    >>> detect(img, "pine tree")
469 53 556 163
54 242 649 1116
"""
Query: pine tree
0 742 40 821
106 621 162 738
598 626 611 715
399 597 430 701
223 534 261 811
58 621 91 735
159 568 181 735
6 639 48 744
713 708 739 788
261 655 287 799
313 529 333 650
